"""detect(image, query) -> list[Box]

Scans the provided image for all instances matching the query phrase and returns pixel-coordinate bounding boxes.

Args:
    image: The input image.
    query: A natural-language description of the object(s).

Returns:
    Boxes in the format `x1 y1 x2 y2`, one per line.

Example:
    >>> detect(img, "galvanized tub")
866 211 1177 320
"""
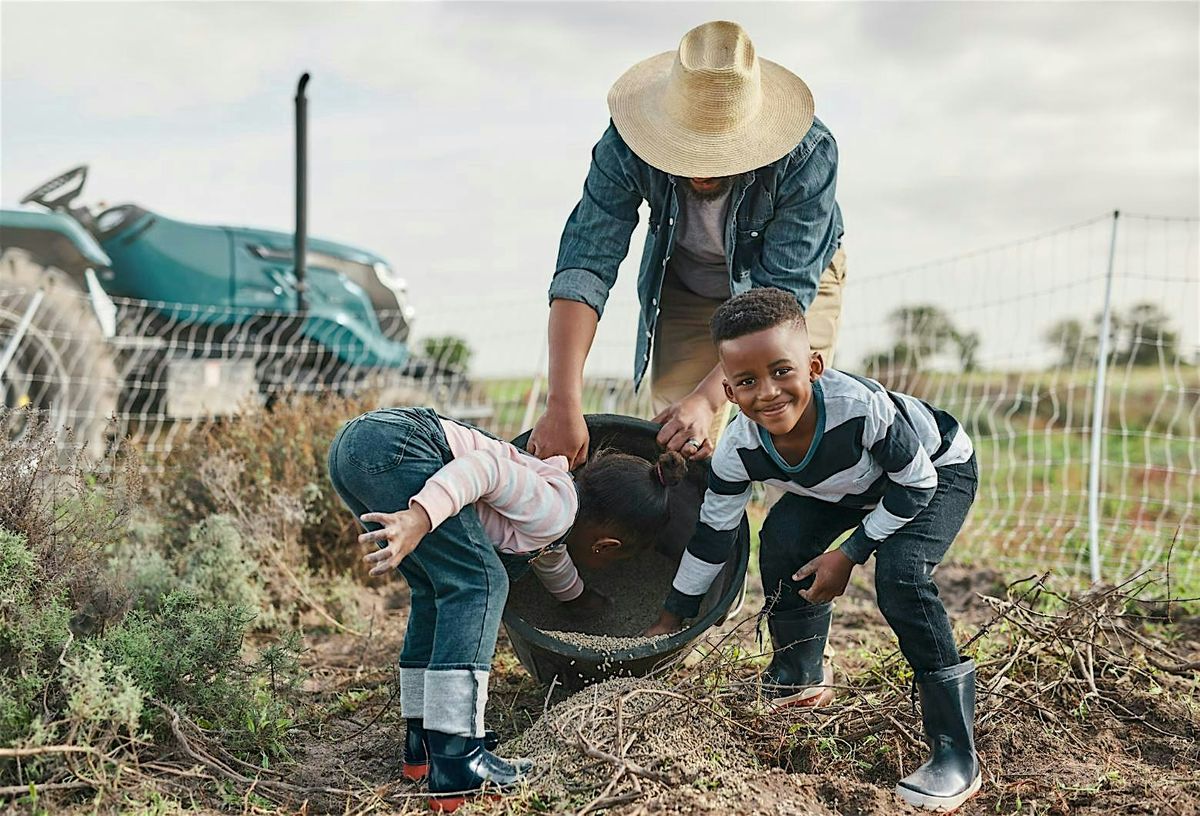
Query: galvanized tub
505 414 750 691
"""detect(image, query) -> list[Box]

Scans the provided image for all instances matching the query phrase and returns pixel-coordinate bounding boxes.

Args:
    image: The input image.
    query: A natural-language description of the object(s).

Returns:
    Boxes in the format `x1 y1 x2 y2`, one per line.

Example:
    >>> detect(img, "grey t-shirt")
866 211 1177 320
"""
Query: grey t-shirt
668 186 733 300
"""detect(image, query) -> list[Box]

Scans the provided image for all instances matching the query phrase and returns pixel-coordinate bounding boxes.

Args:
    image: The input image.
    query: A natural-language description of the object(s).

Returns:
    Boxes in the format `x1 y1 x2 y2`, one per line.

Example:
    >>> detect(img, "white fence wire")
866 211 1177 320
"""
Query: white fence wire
1 213 1196 586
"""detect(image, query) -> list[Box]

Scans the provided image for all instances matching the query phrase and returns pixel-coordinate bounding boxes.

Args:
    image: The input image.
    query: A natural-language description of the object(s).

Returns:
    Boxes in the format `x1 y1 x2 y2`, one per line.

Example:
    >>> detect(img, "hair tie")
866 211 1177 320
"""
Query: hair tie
655 463 666 486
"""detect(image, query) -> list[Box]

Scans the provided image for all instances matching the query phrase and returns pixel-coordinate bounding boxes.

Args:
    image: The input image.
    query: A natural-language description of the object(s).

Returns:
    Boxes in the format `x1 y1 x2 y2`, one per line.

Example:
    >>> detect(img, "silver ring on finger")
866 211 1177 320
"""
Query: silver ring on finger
686 438 702 450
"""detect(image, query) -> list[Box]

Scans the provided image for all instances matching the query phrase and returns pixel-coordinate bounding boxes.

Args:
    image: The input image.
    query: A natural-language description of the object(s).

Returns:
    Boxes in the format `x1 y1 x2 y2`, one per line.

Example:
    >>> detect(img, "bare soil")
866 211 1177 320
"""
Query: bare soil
26 562 1198 815
264 561 1200 816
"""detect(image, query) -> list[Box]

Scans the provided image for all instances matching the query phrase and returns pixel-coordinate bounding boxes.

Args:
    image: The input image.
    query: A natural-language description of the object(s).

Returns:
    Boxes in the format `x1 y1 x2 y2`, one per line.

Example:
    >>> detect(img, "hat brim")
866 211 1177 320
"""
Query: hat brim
607 51 815 178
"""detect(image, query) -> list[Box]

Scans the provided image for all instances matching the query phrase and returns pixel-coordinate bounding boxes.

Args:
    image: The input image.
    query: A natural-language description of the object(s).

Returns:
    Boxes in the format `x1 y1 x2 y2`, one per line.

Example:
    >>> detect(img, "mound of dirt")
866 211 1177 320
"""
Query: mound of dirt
500 676 757 810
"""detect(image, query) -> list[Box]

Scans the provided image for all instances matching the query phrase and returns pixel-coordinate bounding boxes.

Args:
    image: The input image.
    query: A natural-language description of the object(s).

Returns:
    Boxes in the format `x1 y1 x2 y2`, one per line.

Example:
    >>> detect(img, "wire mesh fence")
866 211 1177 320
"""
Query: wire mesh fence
2 213 1196 586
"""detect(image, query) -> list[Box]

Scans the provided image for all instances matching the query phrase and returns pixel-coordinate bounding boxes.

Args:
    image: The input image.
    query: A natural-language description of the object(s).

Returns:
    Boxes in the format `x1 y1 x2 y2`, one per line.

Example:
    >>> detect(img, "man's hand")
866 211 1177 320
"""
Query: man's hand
562 586 613 618
359 505 433 576
643 609 684 637
528 400 590 469
652 392 719 460
793 549 856 604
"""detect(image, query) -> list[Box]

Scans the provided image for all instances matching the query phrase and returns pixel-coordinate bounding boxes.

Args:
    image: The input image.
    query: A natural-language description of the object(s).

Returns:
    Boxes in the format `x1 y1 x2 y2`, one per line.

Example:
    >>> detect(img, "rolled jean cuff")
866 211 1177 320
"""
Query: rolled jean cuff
399 667 425 719
424 668 489 737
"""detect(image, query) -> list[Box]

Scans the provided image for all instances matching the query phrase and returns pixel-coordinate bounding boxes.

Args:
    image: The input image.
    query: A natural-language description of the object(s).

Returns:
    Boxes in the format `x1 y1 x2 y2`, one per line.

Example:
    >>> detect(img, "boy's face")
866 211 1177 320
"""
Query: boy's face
718 322 824 436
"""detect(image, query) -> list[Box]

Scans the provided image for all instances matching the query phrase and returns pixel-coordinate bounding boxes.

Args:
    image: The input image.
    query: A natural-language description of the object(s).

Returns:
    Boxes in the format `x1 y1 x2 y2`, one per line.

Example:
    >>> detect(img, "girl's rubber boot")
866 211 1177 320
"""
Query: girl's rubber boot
426 730 531 812
760 602 835 707
895 659 982 813
403 720 500 781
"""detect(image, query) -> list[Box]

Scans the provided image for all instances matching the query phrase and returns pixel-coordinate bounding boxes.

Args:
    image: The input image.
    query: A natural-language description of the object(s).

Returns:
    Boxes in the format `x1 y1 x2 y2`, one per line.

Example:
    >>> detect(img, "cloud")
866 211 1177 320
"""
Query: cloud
2 2 1196 376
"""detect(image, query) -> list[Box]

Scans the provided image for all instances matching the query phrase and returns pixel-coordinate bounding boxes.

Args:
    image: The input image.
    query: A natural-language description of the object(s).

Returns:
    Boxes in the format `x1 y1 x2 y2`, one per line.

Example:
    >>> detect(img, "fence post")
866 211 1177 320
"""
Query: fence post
1087 210 1120 584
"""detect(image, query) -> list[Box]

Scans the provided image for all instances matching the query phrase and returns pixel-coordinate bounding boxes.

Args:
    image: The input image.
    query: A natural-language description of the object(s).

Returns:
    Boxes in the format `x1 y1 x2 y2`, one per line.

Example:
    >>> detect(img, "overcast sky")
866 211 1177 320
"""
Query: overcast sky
2 2 1197 376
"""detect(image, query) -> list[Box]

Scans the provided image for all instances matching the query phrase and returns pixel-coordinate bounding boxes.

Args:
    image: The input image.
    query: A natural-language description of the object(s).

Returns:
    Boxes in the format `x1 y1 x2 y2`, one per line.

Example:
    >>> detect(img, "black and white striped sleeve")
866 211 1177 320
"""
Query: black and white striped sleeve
664 443 752 618
840 391 938 564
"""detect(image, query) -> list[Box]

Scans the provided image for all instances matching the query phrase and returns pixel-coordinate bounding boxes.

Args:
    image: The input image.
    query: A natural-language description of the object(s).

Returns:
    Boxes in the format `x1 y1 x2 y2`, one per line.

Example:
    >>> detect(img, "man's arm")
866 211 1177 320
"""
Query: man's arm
533 124 646 465
528 300 597 467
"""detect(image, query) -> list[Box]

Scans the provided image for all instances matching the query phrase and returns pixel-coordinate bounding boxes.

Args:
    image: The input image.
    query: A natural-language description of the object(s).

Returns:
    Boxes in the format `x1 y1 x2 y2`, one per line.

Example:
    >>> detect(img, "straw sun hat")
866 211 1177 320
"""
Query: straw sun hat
607 21 815 178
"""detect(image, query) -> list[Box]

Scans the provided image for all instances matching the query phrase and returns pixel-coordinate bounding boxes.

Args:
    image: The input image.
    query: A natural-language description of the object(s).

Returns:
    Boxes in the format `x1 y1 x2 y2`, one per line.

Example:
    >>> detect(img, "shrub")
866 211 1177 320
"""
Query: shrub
144 394 377 630
100 590 254 718
150 393 372 573
0 528 71 746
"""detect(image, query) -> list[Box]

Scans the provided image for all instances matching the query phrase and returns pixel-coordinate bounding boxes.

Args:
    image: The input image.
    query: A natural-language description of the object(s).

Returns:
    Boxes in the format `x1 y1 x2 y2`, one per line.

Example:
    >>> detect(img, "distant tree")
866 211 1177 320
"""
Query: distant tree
1044 318 1095 368
1112 302 1178 366
421 335 473 372
889 305 961 365
861 305 978 373
957 330 981 373
1043 302 1178 368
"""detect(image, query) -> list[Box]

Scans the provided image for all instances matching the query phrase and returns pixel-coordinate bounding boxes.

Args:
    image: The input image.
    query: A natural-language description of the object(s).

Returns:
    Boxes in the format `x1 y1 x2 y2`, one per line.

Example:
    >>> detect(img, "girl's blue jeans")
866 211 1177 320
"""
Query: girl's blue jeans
327 407 531 737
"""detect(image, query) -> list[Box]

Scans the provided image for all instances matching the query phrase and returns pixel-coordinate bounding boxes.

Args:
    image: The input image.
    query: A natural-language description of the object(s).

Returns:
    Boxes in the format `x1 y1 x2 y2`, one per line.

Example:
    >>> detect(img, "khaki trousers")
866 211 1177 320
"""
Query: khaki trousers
650 248 848 443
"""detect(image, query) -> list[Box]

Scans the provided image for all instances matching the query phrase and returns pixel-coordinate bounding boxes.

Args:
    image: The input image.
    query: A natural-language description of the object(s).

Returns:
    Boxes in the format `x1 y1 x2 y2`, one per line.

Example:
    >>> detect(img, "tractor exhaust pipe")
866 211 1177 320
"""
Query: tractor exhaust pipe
294 72 310 312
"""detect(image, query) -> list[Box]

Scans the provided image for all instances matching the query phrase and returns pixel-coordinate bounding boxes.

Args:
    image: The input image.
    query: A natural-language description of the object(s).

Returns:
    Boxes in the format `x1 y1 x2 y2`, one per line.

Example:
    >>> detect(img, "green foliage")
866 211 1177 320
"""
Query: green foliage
422 334 473 372
861 304 979 373
100 591 253 718
0 528 72 746
1044 301 1181 368
62 645 145 742
180 515 266 618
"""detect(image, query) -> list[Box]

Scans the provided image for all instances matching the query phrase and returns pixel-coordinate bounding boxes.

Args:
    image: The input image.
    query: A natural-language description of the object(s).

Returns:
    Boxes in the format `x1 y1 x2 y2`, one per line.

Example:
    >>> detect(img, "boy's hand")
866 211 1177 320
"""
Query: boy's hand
562 586 612 618
643 610 684 637
793 550 856 604
359 506 433 576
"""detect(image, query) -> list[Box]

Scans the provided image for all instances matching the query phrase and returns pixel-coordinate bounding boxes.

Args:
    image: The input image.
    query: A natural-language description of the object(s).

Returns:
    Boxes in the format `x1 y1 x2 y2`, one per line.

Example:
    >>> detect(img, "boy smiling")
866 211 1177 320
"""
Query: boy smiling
646 287 982 812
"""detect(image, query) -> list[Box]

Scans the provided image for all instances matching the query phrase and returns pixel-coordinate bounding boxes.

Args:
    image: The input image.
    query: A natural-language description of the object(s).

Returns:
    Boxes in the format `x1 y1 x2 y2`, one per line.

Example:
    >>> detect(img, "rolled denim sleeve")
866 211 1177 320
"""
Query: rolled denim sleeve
549 123 645 319
749 133 841 312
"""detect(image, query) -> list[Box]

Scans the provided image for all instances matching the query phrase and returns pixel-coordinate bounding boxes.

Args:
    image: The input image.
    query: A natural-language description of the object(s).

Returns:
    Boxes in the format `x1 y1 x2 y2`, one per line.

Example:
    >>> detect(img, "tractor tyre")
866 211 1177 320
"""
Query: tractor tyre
0 249 119 460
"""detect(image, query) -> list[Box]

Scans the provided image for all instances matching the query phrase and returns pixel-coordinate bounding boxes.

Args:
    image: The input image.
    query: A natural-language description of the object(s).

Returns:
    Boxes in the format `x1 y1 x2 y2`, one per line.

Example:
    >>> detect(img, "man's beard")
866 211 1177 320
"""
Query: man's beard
687 176 734 201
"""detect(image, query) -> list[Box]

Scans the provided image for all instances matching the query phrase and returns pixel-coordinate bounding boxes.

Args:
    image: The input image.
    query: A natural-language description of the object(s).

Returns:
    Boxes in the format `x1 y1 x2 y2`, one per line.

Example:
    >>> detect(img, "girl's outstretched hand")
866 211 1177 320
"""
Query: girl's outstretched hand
793 549 855 604
359 506 433 576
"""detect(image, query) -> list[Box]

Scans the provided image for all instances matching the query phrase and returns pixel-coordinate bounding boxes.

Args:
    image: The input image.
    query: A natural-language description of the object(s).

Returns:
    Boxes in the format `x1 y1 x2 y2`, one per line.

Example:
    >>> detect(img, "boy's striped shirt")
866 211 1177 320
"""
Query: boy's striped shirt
667 369 974 617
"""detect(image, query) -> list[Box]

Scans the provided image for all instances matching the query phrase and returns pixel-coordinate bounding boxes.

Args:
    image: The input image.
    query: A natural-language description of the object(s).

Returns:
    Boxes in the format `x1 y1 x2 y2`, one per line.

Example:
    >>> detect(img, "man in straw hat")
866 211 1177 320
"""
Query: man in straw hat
529 20 846 468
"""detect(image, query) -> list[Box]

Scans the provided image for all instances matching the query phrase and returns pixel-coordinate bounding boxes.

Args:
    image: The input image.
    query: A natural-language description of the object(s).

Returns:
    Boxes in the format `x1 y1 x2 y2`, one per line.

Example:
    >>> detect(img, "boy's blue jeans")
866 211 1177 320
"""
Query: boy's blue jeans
327 407 531 737
759 456 979 674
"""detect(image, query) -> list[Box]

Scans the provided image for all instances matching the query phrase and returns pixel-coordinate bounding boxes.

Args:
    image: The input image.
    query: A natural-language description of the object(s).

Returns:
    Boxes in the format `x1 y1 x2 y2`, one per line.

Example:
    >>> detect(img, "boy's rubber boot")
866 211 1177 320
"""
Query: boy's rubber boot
403 719 500 781
760 602 835 707
426 730 532 812
895 659 982 813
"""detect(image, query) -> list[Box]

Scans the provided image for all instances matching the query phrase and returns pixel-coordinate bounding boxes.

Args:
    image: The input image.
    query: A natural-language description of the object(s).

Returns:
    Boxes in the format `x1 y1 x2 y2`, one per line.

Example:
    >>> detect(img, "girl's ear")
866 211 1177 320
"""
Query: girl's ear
723 380 737 404
591 536 623 555
809 351 825 382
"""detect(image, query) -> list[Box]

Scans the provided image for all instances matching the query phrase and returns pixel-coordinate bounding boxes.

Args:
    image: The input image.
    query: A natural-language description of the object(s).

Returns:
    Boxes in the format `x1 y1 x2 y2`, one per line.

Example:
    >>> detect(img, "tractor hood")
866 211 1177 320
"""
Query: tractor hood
94 206 412 368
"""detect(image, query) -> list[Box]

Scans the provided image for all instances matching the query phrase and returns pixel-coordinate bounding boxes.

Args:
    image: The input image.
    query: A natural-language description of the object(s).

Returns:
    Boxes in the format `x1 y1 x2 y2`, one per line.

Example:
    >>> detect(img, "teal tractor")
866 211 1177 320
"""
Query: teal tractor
0 76 442 456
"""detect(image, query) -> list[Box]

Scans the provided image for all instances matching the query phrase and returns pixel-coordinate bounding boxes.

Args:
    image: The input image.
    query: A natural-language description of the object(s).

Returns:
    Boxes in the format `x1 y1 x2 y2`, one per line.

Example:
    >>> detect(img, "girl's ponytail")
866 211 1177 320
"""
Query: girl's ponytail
653 450 689 488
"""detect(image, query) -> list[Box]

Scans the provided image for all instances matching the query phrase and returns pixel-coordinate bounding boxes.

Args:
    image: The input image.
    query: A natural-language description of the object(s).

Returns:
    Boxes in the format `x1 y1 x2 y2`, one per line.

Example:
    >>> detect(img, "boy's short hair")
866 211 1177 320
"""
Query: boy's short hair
710 287 807 344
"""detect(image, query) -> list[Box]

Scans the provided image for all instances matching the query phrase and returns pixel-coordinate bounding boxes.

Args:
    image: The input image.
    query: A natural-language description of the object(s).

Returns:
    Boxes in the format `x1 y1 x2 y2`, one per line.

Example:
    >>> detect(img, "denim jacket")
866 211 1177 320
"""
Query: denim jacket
549 118 844 389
